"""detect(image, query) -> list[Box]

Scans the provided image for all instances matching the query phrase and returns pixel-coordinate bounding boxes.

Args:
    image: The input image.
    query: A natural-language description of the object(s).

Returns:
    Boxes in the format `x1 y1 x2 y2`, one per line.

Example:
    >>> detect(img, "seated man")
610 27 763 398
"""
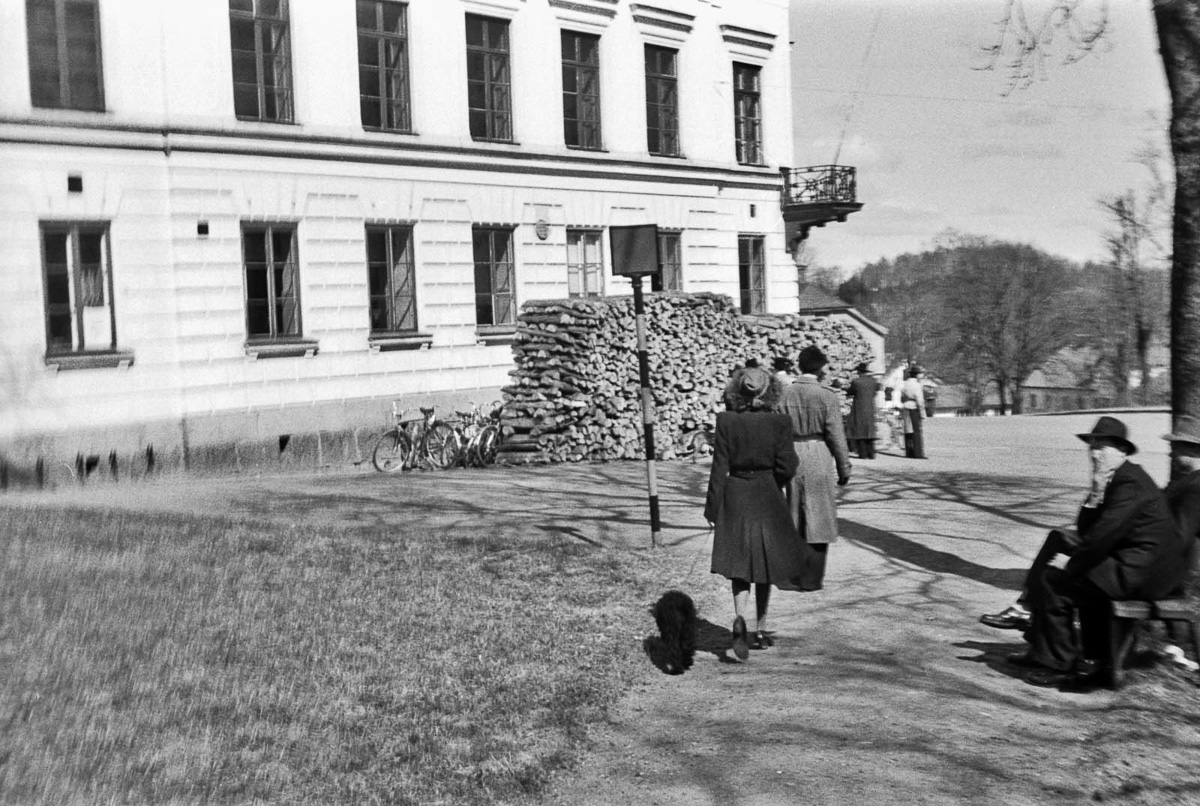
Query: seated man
980 416 1186 688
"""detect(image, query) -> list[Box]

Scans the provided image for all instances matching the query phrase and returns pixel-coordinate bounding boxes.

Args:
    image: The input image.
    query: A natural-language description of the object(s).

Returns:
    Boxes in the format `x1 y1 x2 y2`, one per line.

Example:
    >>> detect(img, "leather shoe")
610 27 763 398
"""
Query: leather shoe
1006 651 1043 668
751 631 774 650
1059 667 1113 692
731 616 749 661
1024 667 1072 687
980 606 1031 630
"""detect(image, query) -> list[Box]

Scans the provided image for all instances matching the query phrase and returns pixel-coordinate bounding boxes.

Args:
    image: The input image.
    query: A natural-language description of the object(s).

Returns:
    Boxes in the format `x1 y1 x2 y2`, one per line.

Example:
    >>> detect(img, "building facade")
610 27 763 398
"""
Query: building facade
1 0 804 469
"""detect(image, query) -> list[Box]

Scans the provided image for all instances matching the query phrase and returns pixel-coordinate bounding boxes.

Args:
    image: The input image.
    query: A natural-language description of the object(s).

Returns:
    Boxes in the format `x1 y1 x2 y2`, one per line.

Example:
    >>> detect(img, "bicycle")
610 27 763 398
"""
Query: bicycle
676 421 715 463
371 404 461 472
875 406 905 454
449 400 503 467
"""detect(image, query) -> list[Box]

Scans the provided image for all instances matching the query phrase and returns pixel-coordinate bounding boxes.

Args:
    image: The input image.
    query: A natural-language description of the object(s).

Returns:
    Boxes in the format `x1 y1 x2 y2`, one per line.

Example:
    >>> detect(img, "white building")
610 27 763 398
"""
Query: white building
0 0 857 472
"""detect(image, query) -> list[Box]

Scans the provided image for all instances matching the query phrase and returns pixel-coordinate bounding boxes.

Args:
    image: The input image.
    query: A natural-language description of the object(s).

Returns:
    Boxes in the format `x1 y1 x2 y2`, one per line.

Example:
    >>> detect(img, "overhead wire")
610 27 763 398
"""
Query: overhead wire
832 3 884 166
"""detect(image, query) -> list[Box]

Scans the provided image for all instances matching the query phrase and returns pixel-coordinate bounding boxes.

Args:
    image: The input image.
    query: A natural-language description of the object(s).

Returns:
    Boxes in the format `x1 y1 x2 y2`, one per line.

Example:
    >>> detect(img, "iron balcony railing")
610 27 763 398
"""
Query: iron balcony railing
780 164 857 206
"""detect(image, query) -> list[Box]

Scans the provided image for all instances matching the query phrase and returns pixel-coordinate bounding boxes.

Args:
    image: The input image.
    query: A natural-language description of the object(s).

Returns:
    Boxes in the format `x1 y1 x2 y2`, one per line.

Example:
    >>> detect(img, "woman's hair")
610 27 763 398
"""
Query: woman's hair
905 365 922 379
727 367 783 412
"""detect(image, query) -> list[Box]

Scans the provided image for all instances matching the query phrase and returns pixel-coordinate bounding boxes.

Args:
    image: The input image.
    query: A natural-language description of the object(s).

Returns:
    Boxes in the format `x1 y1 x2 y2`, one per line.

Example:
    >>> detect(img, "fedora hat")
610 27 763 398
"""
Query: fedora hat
1164 414 1200 446
1077 415 1137 455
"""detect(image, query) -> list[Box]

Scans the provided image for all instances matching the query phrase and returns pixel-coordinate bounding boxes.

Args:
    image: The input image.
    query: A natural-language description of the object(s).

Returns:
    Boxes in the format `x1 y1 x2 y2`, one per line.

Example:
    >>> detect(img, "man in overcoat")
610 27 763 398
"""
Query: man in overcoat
776 345 852 590
845 362 879 459
1002 417 1185 688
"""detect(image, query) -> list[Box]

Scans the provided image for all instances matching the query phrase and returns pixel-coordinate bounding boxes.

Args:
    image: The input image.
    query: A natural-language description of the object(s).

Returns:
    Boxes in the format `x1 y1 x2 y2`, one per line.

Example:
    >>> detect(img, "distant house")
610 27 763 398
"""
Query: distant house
1018 349 1113 413
795 285 888 373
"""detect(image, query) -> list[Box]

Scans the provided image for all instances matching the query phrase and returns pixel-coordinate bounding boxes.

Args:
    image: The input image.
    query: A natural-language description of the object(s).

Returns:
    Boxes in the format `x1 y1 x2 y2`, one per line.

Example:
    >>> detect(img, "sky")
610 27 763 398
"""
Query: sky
789 0 1171 274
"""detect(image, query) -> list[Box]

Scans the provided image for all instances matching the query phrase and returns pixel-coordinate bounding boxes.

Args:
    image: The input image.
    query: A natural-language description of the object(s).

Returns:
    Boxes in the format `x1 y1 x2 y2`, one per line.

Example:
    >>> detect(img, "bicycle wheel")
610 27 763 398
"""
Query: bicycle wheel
472 424 500 466
371 429 413 472
424 422 463 469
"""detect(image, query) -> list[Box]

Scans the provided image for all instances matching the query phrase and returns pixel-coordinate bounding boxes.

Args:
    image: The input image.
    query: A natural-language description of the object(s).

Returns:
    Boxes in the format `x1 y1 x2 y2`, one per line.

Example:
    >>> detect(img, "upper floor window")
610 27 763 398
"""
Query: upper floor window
566 229 602 297
644 44 679 157
652 231 682 292
41 222 117 354
365 224 417 333
473 227 515 326
561 30 601 150
738 234 765 314
733 63 763 165
26 0 105 111
357 0 411 132
465 15 512 142
229 0 293 122
242 223 302 341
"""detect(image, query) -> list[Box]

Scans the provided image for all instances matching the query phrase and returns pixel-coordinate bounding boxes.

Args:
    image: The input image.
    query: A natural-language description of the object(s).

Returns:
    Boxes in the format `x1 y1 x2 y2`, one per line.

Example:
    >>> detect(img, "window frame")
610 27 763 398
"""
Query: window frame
644 44 680 157
465 14 513 143
357 0 412 133
241 222 306 346
733 62 763 165
365 223 419 335
472 226 517 329
738 234 766 314
566 228 603 298
652 230 683 292
229 0 294 123
561 30 601 150
39 220 123 360
26 0 106 111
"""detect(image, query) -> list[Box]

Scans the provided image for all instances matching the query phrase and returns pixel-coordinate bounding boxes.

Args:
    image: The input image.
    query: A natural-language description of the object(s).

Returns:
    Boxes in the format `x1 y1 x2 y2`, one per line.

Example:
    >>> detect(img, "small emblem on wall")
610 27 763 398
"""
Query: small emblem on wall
535 219 550 240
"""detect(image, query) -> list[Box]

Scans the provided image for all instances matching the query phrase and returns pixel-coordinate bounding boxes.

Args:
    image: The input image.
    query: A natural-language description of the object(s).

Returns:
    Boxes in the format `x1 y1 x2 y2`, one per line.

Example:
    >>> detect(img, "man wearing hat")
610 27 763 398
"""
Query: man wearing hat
776 345 852 591
980 416 1184 688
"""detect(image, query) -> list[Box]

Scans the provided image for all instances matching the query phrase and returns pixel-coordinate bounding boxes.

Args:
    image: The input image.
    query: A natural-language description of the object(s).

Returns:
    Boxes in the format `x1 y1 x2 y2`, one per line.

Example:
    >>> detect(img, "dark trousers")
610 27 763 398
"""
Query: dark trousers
903 409 925 459
1025 566 1110 671
1016 529 1082 609
853 438 875 459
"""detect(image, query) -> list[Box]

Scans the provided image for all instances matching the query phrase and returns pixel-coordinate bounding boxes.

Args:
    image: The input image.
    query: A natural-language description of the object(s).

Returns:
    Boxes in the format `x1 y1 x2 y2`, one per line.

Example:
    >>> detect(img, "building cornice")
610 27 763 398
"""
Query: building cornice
0 118 784 193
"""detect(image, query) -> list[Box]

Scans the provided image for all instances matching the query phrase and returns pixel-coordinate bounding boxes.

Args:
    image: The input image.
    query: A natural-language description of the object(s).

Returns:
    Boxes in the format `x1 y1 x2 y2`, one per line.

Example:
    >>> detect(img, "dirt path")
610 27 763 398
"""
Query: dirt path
14 411 1199 804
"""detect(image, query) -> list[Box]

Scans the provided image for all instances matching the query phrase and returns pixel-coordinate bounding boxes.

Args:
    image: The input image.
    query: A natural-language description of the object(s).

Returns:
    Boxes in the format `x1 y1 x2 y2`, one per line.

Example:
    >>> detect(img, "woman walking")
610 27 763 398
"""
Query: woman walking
705 366 800 661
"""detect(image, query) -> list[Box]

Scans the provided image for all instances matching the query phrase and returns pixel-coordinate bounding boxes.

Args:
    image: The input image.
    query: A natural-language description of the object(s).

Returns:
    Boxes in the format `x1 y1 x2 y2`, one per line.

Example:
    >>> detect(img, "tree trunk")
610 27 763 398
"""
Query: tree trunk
1155 0 1200 480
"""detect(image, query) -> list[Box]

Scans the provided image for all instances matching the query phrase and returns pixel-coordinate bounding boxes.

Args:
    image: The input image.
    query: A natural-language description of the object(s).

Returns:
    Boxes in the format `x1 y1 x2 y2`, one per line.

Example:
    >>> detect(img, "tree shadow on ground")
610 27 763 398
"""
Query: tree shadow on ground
841 519 1027 592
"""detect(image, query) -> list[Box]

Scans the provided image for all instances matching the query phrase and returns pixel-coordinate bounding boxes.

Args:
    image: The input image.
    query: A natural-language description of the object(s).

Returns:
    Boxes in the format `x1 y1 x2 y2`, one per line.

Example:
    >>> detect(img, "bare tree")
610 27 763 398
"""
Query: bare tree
981 0 1200 475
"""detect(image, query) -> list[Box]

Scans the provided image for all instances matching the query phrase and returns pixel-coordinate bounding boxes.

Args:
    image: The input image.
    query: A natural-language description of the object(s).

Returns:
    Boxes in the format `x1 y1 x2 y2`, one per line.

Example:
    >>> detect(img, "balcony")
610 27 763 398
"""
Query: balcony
779 164 863 244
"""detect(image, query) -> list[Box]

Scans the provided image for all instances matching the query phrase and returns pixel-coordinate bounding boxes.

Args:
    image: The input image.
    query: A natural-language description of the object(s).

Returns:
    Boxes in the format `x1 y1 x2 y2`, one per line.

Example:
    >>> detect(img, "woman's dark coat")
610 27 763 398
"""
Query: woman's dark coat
705 410 803 587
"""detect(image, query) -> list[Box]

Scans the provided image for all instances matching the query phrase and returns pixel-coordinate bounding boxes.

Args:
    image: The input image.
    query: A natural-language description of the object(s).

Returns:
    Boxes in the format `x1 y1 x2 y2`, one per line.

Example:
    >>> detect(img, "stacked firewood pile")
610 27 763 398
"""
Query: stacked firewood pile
496 292 872 464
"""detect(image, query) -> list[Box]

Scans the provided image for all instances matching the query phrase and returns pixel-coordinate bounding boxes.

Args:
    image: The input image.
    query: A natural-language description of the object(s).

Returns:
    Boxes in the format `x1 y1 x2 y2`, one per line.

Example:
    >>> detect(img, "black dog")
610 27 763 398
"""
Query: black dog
653 590 697 675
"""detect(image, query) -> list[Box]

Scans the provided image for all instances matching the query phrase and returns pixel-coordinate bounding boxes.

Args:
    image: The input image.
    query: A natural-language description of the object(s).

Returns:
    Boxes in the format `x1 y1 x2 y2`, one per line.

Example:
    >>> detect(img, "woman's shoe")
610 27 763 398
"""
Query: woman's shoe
751 631 774 650
731 616 749 660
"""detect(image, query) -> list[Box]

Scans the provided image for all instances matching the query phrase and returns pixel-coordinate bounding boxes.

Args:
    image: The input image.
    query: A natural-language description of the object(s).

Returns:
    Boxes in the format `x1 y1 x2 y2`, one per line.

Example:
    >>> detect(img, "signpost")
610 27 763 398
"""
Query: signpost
609 225 663 547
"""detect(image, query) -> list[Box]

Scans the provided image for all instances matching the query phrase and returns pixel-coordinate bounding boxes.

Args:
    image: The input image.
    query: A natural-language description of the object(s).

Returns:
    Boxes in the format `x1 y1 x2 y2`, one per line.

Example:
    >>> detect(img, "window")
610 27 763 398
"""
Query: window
652 231 682 292
738 235 765 314
561 31 601 149
465 15 511 142
229 0 293 122
566 229 602 297
365 225 417 332
242 223 302 341
733 63 762 165
40 222 117 354
473 227 515 326
644 44 679 156
357 0 411 132
26 0 105 111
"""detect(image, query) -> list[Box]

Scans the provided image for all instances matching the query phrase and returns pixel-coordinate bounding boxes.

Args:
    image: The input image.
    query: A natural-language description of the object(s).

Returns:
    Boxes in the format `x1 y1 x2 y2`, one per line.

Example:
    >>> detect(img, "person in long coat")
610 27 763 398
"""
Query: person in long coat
705 366 800 661
776 345 852 591
900 365 927 458
845 362 879 459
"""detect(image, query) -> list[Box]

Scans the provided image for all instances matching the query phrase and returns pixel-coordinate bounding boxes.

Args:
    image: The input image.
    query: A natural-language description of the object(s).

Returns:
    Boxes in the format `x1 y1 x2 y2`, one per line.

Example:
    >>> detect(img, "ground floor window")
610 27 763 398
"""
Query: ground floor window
366 224 417 332
566 228 602 297
652 230 682 292
242 223 302 340
738 234 765 314
473 226 515 326
41 222 116 354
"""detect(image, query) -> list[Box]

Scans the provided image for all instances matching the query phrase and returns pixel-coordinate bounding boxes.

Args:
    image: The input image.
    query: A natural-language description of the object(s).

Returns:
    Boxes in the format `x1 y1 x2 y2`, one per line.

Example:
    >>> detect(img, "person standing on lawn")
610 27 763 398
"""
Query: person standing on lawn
845 362 880 459
777 345 852 592
900 365 927 459
705 366 801 661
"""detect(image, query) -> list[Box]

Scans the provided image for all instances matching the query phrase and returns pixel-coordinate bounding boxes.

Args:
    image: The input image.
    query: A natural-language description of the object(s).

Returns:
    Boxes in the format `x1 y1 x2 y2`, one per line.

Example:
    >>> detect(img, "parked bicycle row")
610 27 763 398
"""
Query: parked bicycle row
372 401 503 472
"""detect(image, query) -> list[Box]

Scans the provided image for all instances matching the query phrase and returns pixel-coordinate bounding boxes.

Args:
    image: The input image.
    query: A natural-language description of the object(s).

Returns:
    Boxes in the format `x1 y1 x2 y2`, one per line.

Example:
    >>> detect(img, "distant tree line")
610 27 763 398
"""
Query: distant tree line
830 229 1169 415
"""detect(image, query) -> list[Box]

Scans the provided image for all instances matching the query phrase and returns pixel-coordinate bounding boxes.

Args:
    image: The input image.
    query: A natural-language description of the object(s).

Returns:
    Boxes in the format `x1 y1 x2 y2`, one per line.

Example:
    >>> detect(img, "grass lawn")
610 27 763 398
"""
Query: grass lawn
0 503 666 805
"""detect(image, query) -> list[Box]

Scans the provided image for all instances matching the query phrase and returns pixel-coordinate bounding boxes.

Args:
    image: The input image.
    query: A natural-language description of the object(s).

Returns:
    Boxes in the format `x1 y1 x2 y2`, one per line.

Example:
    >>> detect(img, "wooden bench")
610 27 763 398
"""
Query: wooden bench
1109 598 1200 688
